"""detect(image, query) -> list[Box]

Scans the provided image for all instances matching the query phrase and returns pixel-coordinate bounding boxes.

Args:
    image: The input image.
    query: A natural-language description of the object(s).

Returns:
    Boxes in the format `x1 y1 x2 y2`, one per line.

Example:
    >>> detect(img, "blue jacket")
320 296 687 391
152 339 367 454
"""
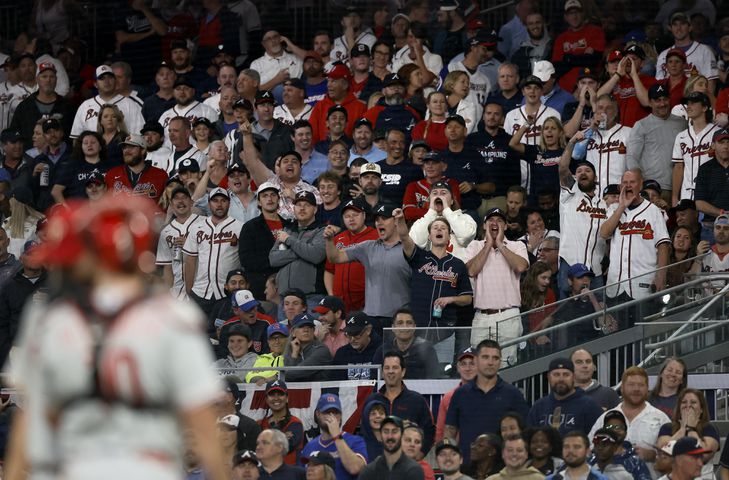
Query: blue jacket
527 387 603 436
546 466 609 480
365 383 434 453
360 398 386 460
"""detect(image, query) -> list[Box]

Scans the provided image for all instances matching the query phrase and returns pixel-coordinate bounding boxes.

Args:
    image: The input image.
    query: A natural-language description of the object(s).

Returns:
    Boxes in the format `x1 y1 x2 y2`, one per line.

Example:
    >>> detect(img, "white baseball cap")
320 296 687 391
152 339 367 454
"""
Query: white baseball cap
217 414 240 428
232 289 259 311
533 61 555 82
360 163 382 176
209 187 230 199
256 181 280 197
95 65 114 79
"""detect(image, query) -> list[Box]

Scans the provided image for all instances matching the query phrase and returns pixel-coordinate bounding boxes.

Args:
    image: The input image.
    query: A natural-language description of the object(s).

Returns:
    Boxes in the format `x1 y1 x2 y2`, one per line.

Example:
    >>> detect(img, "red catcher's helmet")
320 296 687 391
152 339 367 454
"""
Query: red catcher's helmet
32 195 161 272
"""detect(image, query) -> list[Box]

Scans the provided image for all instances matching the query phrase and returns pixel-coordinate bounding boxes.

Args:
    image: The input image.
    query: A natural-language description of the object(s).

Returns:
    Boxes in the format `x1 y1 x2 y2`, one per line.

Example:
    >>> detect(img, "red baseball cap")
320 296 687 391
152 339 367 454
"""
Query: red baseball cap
327 62 352 81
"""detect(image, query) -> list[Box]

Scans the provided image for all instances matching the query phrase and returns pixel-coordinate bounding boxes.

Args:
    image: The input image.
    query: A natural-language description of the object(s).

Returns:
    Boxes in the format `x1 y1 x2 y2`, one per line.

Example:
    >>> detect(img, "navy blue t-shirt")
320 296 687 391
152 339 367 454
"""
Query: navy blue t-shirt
406 247 472 342
437 147 487 211
376 160 422 206
466 128 522 197
523 145 563 199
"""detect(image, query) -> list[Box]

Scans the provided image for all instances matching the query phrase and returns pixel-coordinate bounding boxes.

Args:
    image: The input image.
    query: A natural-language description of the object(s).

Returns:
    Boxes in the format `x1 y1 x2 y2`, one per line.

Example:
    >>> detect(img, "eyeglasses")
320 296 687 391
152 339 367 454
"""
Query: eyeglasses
345 330 367 338
604 424 625 431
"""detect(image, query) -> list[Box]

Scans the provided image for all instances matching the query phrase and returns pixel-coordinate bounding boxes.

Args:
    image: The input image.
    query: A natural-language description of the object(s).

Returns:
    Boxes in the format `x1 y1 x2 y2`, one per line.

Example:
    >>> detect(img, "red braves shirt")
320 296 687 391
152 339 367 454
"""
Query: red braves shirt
104 163 168 201
402 178 462 222
325 226 379 312
553 24 606 92
412 120 448 152
614 75 657 127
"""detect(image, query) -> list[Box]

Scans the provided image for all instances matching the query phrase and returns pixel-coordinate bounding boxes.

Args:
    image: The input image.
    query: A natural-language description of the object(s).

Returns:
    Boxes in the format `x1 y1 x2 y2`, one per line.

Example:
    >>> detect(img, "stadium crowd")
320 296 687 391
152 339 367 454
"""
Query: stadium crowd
2 0 729 479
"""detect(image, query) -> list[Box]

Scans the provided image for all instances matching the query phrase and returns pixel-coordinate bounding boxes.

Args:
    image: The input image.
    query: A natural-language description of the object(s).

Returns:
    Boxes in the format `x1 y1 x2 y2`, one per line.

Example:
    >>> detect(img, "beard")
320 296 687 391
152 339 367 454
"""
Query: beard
385 93 404 106
124 153 144 167
578 179 596 193
564 457 585 468
383 438 402 453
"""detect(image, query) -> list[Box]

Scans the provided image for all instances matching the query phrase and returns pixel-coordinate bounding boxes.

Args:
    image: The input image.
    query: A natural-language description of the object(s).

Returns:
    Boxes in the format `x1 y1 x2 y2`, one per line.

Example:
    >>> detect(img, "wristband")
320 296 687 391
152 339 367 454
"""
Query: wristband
334 433 344 440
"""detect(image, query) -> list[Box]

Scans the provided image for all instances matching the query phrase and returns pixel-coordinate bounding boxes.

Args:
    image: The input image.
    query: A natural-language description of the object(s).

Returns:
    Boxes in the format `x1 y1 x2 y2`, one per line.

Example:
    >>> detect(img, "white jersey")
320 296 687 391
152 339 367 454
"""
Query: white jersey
203 92 221 114
183 216 244 300
605 200 670 299
156 146 206 175
250 52 303 87
656 41 718 81
145 146 172 170
392 45 443 78
671 122 719 201
503 104 561 188
158 101 218 147
0 82 28 132
330 29 377 65
559 182 608 275
585 123 632 194
273 104 314 125
448 60 492 108
157 214 205 299
71 94 144 138
10 296 221 480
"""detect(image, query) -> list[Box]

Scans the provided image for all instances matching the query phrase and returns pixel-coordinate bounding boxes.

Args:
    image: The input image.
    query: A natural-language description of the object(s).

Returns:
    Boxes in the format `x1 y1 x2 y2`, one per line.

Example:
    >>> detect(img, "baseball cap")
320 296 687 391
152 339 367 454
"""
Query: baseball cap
672 436 709 456
141 121 164 135
457 347 476 361
42 118 61 132
9 187 33 206
192 117 214 129
381 415 404 430
435 438 461 455
256 181 280 196
156 61 175 73
666 48 687 62
714 214 729 226
178 158 200 174
170 39 189 51
95 65 114 79
445 114 466 127
410 139 431 152
683 91 710 106
226 268 246 282
85 172 105 187
576 67 598 81
209 187 230 199
341 196 370 216
343 311 371 335
294 190 317 206
283 288 307 304
675 199 696 211
0 129 21 143
670 11 690 24
37 62 56 76
170 186 191 199
520 75 543 89
327 62 353 81
623 44 645 59
469 29 499 47
659 440 677 456
306 451 336 470
255 90 275 106
280 150 303 163
354 118 373 130
174 76 195 89
713 128 729 143
383 73 405 87
316 393 342 412
360 163 382 176
228 323 252 340
532 60 555 82
373 203 396 218
603 410 627 425
467 18 485 30
603 184 620 196
232 289 260 311
548 357 574 372
266 379 288 394
568 263 595 278
564 0 582 11
233 98 254 111
643 179 662 194
227 163 249 176
218 414 240 429
608 50 624 62
572 159 596 175
293 313 316 329
313 295 345 314
391 13 410 27
439 0 459 11
304 50 323 63
484 207 507 221
351 44 370 58
431 180 452 192
233 450 260 467
648 84 670 100
593 427 620 444
283 78 306 90
267 322 289 338
120 134 147 149
327 104 348 118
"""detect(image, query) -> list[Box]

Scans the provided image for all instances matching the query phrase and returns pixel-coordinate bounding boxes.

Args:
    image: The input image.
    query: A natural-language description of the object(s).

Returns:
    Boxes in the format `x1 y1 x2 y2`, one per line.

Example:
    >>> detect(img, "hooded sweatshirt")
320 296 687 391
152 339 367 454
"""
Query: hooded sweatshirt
486 465 545 480
360 398 386 460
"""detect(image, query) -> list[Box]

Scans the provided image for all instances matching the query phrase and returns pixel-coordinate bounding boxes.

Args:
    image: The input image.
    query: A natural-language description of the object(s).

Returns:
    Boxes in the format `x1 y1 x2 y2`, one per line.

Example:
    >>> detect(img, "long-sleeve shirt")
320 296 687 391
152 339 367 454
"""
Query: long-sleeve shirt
269 222 327 295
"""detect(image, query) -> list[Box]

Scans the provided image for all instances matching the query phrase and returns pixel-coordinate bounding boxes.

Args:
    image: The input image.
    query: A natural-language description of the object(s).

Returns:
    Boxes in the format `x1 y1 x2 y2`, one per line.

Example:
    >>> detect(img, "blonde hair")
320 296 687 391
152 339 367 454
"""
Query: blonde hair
6 198 44 239
443 71 468 96
684 75 708 96
539 117 566 151
96 104 129 137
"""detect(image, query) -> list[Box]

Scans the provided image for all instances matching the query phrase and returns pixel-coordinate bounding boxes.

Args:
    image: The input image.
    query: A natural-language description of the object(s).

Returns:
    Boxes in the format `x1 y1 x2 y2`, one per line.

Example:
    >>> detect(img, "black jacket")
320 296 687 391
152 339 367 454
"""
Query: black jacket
238 214 293 298
0 269 47 365
9 93 75 148
259 120 294 170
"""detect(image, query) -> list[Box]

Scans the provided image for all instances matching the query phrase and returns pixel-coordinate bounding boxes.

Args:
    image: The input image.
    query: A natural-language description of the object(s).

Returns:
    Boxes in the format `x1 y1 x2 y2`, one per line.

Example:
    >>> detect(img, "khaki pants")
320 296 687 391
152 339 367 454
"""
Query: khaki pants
471 308 522 368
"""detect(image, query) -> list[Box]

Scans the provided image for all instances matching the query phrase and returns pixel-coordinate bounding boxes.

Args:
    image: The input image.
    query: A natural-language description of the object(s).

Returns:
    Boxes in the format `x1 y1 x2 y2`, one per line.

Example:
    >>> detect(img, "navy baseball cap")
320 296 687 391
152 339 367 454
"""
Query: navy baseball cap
266 379 288 394
267 322 289 338
293 313 316 329
713 128 729 142
255 90 275 106
675 199 696 211
227 323 252 340
341 197 370 215
673 437 710 456
683 91 710 106
457 347 476 361
381 415 404 431
306 451 336 470
643 179 662 194
548 357 574 372
571 159 596 174
430 180 452 191
648 84 669 100
351 43 370 57
373 203 397 218
422 151 444 163
568 263 595 278
435 437 461 455
233 450 260 467
520 75 543 89
313 295 345 314
316 393 342 412
344 311 371 335
484 207 507 221
383 73 405 87
603 184 620 196
178 158 200 173
294 190 317 206
283 78 306 90
0 129 21 143
445 114 466 127
141 121 164 135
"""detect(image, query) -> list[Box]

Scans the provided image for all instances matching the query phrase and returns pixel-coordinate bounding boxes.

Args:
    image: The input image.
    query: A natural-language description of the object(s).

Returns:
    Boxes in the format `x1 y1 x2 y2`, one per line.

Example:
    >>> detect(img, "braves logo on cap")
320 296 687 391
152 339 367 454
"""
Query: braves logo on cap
270 380 282 388
325 394 336 402
347 316 356 324
656 85 665 93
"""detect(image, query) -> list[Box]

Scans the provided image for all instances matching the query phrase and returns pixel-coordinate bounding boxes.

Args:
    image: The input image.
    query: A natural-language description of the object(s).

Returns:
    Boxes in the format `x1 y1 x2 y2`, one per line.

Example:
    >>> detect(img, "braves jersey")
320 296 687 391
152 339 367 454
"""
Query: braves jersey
330 30 377 65
273 104 314 126
183 216 244 300
559 183 608 275
155 146 206 175
10 296 221 480
503 104 561 187
156 214 205 299
70 94 144 138
586 123 632 194
672 122 720 201
605 200 670 299
104 163 168 201
145 146 172 170
448 60 492 110
701 247 729 274
0 82 33 132
656 41 718 81
158 101 218 147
